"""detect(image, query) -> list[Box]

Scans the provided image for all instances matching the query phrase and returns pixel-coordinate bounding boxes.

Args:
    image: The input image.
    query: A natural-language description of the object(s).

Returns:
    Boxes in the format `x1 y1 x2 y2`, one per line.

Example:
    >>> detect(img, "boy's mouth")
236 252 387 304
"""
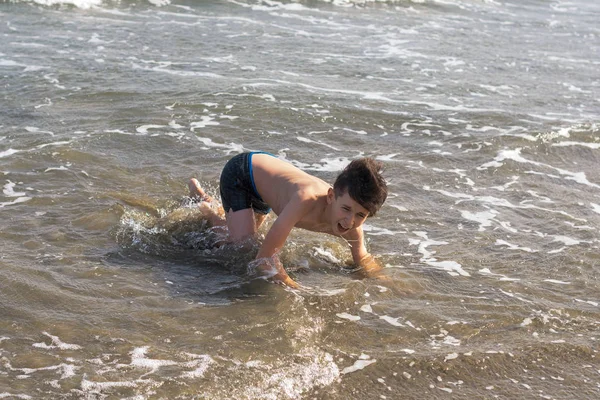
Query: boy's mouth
337 222 349 234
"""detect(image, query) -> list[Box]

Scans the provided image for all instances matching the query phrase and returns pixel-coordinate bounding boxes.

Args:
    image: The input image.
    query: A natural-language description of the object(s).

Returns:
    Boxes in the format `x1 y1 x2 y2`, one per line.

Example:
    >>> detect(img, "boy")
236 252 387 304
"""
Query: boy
188 152 387 288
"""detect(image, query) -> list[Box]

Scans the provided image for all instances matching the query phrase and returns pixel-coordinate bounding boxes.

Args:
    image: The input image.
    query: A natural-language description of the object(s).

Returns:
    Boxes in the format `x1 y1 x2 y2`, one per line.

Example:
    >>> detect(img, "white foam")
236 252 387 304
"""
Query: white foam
0 149 20 158
80 378 137 392
520 318 533 327
336 313 360 321
25 126 54 136
443 336 461 346
379 315 404 327
388 204 408 212
246 77 397 104
427 186 589 223
0 59 25 68
362 224 400 236
195 137 244 155
4 358 78 380
242 0 311 12
33 332 82 350
478 148 600 189
341 127 368 135
410 232 469 276
136 124 165 134
3 181 26 197
548 247 565 254
148 0 171 6
575 299 599 307
341 358 376 374
376 285 389 293
34 98 52 109
294 156 352 172
552 141 600 149
168 120 184 129
524 189 553 203
26 0 102 8
296 136 339 151
376 153 401 162
311 288 346 297
405 100 504 113
460 209 497 231
129 346 178 373
478 268 520 281
543 279 571 285
106 129 136 136
0 197 31 208
181 353 214 378
313 247 342 264
38 141 73 152
495 239 536 253
552 235 580 246
563 221 594 231
444 353 459 361
190 116 220 130
241 349 339 399
590 203 600 214
44 166 69 172
360 304 373 313
0 394 32 399
499 289 532 303
218 114 239 121
426 260 470 277
131 62 223 79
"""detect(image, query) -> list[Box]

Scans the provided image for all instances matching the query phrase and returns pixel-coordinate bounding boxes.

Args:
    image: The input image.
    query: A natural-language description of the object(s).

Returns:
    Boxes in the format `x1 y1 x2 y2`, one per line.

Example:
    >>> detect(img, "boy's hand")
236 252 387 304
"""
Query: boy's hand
273 273 300 289
253 256 300 289
358 253 385 278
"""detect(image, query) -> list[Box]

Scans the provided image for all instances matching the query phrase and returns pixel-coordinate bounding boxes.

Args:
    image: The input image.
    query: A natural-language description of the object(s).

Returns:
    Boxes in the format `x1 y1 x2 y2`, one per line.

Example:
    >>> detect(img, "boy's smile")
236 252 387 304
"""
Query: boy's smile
327 188 369 236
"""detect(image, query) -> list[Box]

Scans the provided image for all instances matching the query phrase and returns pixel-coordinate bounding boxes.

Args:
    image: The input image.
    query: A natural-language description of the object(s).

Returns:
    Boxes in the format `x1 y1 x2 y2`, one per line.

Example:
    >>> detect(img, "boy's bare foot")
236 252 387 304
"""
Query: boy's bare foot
188 178 226 224
188 178 213 202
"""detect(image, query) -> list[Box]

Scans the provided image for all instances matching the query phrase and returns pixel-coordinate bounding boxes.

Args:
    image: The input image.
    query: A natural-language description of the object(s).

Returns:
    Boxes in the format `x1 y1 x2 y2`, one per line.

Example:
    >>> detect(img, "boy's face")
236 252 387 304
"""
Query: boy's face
327 188 369 236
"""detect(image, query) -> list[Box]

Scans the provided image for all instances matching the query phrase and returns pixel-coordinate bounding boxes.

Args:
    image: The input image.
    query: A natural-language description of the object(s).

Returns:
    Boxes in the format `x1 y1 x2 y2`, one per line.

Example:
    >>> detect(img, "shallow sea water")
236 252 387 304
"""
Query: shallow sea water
1 0 599 398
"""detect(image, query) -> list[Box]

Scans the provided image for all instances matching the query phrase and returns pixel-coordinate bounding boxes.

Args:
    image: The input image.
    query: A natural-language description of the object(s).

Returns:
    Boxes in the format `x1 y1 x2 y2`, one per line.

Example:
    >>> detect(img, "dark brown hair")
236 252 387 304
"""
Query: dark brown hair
333 158 387 216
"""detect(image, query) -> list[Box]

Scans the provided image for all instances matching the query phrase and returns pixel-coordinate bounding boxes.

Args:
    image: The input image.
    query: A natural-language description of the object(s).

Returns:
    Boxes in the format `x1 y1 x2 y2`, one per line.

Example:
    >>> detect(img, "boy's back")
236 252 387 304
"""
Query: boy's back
251 153 331 233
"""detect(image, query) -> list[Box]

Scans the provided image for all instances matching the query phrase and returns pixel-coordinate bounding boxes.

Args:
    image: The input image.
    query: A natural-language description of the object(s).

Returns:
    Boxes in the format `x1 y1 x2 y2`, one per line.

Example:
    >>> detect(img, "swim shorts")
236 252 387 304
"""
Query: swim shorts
219 152 273 215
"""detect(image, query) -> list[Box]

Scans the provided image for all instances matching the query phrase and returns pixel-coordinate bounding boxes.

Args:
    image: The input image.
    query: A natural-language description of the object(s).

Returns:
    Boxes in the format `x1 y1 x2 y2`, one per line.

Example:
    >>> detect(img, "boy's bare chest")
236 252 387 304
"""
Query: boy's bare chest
293 207 332 235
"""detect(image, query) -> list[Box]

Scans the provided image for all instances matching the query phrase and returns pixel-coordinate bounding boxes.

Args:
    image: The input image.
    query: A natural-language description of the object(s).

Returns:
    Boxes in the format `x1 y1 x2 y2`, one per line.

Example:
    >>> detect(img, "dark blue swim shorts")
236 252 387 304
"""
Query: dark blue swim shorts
219 152 272 215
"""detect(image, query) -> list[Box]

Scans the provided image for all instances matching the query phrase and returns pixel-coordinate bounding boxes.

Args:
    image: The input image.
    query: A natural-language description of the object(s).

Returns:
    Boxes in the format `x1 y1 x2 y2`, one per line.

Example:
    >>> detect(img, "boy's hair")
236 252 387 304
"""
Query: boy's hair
333 158 387 216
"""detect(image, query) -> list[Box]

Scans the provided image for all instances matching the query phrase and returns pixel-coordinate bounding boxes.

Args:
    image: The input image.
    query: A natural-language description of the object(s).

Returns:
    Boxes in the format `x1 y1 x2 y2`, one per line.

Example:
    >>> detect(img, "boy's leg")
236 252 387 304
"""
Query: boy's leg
226 208 258 241
188 178 216 203
190 178 259 240
188 178 225 226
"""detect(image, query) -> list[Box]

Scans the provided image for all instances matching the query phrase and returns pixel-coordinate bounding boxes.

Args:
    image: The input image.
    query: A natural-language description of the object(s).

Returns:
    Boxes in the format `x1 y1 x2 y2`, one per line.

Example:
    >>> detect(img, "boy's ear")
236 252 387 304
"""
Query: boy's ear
327 187 335 204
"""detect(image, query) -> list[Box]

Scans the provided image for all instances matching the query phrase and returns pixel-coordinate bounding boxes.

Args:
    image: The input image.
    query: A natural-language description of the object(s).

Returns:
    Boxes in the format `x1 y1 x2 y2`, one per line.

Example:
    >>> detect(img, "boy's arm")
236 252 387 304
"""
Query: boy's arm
347 227 384 277
255 197 307 288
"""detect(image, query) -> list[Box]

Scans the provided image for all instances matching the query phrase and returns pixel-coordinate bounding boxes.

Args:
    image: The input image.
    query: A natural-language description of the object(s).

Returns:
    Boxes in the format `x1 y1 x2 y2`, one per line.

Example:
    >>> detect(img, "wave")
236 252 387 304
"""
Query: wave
9 0 170 9
14 0 105 8
10 0 502 10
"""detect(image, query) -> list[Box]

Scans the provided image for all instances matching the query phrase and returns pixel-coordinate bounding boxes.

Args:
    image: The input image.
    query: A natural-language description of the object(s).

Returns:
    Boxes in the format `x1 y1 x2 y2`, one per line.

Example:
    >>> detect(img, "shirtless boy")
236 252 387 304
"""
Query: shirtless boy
188 152 387 288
